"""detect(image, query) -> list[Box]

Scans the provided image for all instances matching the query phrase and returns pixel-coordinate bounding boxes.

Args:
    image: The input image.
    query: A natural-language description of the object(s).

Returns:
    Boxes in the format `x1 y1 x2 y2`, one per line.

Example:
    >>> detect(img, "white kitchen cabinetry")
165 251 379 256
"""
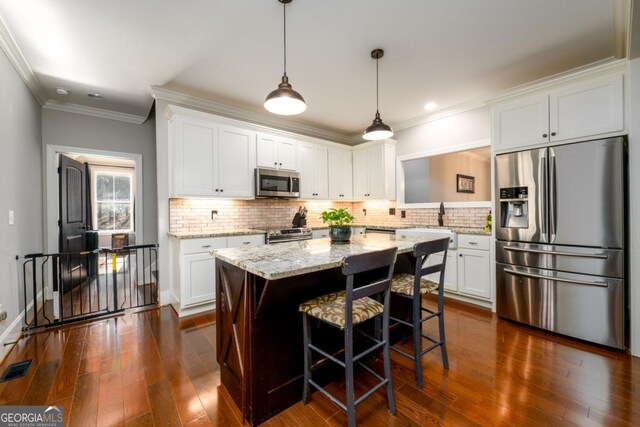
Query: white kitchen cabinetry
217 125 256 198
256 133 297 170
457 235 491 299
426 251 458 292
180 237 226 308
172 116 218 196
171 114 256 198
298 143 328 199
493 73 624 152
352 140 396 200
176 234 264 315
328 148 353 200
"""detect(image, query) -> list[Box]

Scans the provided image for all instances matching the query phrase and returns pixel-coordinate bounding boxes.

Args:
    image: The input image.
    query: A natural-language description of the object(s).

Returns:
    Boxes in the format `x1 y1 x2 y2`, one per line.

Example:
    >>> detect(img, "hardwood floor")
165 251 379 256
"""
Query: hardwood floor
1 298 639 426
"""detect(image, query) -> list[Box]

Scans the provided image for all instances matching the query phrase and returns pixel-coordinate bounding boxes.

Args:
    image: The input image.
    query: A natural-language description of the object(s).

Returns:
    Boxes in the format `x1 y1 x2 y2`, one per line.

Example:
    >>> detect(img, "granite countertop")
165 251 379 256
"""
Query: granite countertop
314 224 491 236
168 229 266 239
212 234 438 280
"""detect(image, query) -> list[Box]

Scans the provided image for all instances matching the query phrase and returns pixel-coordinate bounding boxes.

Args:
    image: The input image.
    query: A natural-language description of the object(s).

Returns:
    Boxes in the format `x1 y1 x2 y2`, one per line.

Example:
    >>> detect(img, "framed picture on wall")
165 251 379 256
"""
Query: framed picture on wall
457 174 475 193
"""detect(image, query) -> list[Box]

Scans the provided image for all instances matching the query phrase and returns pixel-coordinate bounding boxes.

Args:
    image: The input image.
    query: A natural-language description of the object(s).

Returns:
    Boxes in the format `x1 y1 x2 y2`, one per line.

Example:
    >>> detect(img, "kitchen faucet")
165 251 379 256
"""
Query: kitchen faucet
438 202 445 226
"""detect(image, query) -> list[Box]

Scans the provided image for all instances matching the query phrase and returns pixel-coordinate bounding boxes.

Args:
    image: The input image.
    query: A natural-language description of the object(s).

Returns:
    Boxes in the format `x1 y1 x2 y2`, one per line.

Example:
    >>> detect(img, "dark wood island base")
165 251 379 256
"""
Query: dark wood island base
215 254 415 426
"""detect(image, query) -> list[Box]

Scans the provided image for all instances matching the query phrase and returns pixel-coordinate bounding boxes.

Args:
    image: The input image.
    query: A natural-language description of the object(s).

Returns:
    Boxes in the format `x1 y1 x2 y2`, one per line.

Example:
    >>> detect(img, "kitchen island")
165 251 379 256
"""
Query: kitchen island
212 234 434 425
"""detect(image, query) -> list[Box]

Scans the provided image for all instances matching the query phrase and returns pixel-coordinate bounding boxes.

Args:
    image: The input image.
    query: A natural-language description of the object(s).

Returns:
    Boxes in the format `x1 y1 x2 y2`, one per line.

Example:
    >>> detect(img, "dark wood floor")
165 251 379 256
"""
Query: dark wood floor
1 298 639 426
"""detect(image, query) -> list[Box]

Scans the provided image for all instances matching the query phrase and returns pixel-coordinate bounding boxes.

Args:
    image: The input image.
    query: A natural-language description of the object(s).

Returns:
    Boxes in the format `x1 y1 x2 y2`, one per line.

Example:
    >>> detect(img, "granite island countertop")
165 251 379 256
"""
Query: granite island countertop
211 233 438 280
168 229 266 239
309 224 491 236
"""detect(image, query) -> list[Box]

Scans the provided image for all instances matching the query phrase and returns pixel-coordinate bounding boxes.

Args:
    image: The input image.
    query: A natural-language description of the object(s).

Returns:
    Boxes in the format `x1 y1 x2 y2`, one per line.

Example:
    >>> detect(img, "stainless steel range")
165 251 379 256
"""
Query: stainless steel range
266 227 313 244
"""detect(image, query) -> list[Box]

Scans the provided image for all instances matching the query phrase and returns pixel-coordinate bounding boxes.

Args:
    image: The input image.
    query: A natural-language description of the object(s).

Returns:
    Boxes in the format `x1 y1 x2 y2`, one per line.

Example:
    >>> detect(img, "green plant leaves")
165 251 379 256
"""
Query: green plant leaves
320 208 355 226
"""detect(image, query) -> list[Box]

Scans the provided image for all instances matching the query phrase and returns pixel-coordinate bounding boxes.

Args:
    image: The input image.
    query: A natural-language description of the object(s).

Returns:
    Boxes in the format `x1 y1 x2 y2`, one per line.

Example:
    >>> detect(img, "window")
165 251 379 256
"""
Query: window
94 171 134 232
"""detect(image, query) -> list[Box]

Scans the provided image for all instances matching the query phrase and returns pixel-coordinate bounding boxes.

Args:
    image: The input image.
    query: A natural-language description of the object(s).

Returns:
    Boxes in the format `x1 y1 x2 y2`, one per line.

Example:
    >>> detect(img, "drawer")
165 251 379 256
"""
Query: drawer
458 234 490 251
227 234 265 248
181 237 227 255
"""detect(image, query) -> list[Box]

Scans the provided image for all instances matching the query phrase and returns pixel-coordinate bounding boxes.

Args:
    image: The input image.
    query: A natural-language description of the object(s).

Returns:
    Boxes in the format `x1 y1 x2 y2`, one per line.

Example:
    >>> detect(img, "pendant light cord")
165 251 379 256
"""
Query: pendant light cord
283 2 287 77
376 56 379 113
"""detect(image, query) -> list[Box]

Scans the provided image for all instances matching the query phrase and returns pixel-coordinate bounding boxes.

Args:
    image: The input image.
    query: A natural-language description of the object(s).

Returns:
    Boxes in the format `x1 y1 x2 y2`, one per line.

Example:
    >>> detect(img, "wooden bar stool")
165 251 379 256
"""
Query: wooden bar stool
389 238 450 388
299 247 398 427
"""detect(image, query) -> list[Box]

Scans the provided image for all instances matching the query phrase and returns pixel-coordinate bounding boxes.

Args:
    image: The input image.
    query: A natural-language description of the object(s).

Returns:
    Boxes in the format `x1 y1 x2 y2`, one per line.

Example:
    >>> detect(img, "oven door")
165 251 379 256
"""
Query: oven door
255 168 300 198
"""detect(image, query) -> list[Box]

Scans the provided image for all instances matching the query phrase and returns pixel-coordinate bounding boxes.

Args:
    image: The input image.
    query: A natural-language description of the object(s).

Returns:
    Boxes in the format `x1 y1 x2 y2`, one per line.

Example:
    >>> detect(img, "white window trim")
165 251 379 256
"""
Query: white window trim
396 138 492 208
91 166 135 234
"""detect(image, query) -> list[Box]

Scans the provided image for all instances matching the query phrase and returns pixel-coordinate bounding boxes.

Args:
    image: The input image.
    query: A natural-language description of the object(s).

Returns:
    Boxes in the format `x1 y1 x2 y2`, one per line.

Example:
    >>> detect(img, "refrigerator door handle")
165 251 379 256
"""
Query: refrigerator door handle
549 148 557 242
539 151 548 237
503 268 609 288
503 246 610 259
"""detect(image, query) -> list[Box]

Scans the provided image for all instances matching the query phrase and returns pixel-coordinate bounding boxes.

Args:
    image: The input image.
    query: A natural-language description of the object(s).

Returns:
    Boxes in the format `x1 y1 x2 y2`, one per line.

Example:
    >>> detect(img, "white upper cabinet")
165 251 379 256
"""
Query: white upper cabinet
256 133 297 170
352 140 396 200
298 143 328 199
549 73 624 142
492 72 625 153
173 116 218 196
218 125 256 198
493 93 549 152
328 148 353 200
170 111 256 198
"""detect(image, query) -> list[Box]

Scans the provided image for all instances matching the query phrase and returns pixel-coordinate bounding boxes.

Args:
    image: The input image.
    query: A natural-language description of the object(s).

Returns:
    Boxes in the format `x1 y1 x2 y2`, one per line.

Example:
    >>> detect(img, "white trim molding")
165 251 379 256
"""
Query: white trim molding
44 145 144 256
396 138 492 209
0 14 47 105
43 100 147 125
151 86 353 145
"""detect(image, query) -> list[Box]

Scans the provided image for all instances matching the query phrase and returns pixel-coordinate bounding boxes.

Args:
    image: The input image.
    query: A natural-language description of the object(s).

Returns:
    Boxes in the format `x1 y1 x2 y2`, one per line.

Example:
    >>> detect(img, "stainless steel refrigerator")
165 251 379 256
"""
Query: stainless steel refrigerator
495 137 626 349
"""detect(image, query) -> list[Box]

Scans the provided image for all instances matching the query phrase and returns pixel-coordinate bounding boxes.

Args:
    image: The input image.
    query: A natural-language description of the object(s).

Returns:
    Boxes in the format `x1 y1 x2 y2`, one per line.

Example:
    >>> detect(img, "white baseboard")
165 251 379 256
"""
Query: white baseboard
170 301 215 318
0 290 43 364
443 291 492 310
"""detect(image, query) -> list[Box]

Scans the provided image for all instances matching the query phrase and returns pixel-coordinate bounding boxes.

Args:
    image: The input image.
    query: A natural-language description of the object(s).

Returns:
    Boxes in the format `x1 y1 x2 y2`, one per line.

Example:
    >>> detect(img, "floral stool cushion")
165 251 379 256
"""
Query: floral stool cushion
298 290 383 330
391 273 439 296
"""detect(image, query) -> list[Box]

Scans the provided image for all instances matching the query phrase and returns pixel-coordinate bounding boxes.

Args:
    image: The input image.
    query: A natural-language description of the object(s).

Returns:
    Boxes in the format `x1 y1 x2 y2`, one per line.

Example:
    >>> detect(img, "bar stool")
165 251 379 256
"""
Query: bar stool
299 247 398 427
389 238 450 388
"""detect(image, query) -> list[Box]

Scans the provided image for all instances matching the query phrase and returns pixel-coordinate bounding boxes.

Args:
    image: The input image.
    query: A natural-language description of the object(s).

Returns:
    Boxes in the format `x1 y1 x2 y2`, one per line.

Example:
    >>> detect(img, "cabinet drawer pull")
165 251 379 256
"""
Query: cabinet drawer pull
468 241 478 245
201 245 211 248
242 242 251 245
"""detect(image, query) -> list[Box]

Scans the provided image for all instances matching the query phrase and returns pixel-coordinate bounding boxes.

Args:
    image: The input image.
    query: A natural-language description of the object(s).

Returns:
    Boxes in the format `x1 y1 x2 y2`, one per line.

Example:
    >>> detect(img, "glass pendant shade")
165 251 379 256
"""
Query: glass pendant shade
363 111 393 140
264 75 307 115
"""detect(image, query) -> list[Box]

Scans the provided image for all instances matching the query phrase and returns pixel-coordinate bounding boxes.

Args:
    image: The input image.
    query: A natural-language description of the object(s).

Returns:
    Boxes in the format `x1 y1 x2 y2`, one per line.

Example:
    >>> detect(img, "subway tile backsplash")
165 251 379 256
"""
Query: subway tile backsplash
169 198 490 234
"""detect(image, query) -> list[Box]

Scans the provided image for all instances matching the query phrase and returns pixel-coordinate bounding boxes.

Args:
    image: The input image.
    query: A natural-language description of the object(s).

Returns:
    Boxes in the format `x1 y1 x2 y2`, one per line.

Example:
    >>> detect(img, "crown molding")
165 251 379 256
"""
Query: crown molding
43 100 147 124
487 57 627 104
387 99 488 134
149 86 354 145
0 14 47 105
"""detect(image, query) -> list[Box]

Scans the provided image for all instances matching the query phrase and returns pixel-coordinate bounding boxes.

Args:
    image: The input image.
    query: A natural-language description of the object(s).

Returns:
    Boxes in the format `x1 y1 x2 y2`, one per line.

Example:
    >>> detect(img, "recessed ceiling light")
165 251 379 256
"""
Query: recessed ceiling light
55 87 69 96
424 102 438 111
87 93 103 100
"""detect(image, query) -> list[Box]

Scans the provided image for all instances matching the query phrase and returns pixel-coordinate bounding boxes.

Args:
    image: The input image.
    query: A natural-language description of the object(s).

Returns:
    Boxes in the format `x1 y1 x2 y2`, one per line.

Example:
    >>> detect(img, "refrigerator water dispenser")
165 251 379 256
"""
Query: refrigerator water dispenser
499 187 528 228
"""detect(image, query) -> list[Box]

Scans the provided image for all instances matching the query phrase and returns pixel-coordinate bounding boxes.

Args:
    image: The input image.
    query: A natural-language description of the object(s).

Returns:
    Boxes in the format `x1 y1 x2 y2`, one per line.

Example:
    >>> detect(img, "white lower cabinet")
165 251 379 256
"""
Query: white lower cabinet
177 234 265 312
180 237 226 308
457 236 491 299
427 251 458 292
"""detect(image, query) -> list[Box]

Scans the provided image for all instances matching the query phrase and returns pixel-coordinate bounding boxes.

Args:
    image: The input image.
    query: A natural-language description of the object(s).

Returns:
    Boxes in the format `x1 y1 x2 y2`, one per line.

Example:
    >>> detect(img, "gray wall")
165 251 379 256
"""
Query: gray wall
42 109 157 244
628 57 640 357
0 48 43 353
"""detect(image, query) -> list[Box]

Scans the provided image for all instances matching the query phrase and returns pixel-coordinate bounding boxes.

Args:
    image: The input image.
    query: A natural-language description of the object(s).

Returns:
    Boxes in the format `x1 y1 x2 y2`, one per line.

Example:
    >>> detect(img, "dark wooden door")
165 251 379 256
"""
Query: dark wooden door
59 154 88 293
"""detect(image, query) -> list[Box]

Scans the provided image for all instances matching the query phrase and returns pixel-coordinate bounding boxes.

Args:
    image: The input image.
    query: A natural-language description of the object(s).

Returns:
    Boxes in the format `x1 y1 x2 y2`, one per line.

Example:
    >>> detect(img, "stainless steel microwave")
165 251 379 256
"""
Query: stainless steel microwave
255 168 300 198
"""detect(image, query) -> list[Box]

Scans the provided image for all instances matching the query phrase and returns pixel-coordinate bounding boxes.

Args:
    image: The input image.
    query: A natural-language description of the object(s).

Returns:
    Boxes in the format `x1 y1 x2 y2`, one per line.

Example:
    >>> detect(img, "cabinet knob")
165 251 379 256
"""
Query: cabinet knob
279 163 282 166
551 132 556 136
215 189 219 192
542 133 548 138
220 189 224 193
459 254 463 257
274 162 277 166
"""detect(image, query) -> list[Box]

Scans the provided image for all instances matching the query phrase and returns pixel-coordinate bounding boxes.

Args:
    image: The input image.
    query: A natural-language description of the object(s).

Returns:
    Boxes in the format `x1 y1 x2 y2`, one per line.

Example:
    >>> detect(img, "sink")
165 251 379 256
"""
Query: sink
395 228 458 249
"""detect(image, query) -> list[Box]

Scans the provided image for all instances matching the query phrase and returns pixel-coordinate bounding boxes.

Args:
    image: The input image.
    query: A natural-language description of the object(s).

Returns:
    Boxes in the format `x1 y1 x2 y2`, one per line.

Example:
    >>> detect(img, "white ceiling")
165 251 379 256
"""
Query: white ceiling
0 0 618 136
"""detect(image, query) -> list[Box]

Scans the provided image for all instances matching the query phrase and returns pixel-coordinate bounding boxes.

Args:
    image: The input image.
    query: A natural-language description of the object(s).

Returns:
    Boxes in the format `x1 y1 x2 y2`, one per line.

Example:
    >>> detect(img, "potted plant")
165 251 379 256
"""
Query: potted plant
320 208 355 243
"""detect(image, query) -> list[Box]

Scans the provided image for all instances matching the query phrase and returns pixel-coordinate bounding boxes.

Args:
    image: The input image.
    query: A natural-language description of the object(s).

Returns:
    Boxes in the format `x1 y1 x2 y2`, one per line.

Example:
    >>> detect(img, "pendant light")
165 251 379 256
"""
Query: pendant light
363 49 393 140
264 0 306 115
